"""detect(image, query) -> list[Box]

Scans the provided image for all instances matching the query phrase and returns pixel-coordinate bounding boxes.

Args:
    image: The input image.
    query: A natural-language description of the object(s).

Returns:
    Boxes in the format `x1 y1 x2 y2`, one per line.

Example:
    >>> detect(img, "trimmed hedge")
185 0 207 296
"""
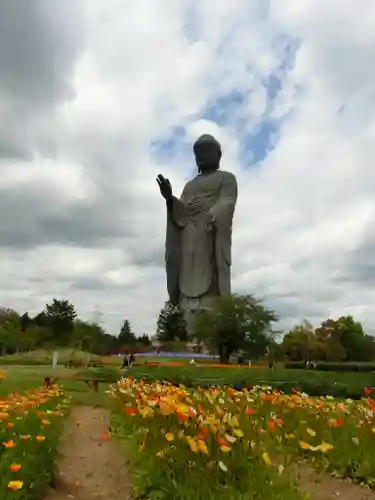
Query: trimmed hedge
0 358 49 366
79 365 375 400
285 361 375 372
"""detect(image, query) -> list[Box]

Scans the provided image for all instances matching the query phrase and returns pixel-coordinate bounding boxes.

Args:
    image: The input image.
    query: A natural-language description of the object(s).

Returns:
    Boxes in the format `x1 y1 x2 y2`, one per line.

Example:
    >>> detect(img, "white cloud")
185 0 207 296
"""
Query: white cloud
0 0 375 336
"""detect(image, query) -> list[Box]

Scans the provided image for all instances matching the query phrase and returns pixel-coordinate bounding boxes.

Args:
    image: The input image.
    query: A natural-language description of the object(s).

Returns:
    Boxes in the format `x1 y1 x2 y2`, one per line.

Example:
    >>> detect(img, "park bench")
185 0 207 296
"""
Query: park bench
43 375 109 392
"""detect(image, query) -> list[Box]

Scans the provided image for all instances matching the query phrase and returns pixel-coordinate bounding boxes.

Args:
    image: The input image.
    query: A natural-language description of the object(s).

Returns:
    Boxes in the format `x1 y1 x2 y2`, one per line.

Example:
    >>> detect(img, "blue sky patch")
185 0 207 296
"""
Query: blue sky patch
151 33 299 170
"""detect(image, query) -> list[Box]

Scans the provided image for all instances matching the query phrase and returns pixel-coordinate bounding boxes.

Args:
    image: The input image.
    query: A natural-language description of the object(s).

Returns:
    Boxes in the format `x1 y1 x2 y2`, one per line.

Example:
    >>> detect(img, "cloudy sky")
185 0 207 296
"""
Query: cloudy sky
1 0 375 336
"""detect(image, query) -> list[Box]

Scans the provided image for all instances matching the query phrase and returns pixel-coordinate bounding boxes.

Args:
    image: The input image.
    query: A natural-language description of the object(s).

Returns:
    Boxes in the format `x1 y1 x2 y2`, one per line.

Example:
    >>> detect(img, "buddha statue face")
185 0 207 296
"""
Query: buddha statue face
193 134 222 173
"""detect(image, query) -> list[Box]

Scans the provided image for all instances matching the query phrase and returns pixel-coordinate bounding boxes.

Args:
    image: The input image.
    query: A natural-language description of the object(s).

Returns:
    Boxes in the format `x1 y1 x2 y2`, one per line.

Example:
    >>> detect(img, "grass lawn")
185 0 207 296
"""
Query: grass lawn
0 364 111 407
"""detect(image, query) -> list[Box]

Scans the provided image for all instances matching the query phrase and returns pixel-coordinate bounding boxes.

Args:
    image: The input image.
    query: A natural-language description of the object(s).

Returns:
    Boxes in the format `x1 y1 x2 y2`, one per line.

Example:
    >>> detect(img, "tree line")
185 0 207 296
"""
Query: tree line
282 317 375 362
0 299 151 356
156 295 375 364
0 294 373 364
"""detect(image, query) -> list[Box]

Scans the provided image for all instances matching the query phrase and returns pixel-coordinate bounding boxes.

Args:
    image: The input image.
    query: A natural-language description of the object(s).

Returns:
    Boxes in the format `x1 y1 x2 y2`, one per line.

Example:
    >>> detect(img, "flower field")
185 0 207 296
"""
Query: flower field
111 377 375 499
0 372 69 499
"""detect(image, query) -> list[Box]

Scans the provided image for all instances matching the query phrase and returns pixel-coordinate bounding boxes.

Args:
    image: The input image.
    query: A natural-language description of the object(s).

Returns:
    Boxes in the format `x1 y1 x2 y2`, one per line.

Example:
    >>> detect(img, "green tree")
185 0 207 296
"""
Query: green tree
27 325 52 348
315 318 338 342
0 308 21 354
314 316 370 361
193 293 278 364
32 311 49 328
325 337 346 361
336 316 367 361
118 319 136 346
281 320 317 361
95 333 118 355
0 307 20 328
156 302 187 342
45 299 77 345
243 330 271 360
361 335 375 361
20 312 32 332
0 327 11 356
73 320 100 351
139 333 152 346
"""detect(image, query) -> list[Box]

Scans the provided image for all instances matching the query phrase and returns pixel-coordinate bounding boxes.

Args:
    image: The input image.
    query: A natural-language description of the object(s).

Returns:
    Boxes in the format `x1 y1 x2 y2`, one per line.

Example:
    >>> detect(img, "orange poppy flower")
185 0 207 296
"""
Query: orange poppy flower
2 440 16 448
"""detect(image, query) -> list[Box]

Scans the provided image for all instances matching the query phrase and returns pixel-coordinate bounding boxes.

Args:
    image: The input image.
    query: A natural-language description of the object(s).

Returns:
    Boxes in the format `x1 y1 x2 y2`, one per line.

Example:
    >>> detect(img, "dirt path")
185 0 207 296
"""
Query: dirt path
292 463 375 500
45 406 132 500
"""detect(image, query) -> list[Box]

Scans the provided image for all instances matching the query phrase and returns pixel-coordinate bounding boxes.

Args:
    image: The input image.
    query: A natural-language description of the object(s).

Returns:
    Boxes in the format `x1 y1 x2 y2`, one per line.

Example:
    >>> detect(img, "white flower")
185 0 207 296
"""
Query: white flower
218 461 228 472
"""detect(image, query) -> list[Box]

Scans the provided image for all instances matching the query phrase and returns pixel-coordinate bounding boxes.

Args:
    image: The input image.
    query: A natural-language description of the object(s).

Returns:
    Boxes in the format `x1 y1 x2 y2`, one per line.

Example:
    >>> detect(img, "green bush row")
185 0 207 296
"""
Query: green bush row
81 365 375 399
285 361 375 372
0 358 49 366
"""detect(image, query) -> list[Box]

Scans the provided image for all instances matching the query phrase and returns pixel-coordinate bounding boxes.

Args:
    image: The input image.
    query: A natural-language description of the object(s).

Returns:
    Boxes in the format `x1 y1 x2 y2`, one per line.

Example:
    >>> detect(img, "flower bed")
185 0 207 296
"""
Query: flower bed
0 384 69 498
110 377 375 499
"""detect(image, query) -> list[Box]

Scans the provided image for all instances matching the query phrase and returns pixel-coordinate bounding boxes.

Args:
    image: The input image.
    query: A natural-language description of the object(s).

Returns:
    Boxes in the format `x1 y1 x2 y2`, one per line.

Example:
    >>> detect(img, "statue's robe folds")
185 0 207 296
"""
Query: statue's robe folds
165 170 237 319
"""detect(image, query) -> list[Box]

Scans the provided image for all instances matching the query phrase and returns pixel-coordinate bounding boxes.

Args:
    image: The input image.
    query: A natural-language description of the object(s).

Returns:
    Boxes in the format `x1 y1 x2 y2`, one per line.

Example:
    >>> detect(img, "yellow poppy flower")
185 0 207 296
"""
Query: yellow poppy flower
186 437 198 453
165 433 174 442
299 441 312 450
220 445 231 453
316 442 334 453
197 440 208 454
262 452 271 466
233 428 244 438
8 480 23 491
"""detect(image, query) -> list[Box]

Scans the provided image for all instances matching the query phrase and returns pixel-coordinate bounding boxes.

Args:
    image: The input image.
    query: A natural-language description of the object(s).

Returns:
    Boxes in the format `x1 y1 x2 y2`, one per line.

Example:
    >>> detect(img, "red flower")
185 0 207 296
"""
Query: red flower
336 416 344 427
177 410 188 423
123 407 137 415
217 438 228 446
292 388 297 394
268 418 283 433
188 407 196 418
364 387 373 396
246 407 256 416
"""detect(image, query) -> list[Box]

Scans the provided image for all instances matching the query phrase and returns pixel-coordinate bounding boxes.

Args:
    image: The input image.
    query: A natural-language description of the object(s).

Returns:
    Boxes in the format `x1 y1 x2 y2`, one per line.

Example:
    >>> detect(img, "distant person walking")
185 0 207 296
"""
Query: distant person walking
129 352 135 368
122 352 129 369
237 355 245 368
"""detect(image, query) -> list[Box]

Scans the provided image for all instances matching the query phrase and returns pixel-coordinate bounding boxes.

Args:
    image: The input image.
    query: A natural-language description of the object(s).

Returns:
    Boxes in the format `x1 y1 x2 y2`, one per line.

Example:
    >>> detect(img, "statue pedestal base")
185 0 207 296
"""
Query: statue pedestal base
180 293 216 335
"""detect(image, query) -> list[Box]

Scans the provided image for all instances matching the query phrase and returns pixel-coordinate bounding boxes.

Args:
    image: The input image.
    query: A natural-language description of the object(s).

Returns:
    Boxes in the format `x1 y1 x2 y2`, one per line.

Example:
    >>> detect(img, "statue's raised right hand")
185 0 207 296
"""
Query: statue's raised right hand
156 174 173 201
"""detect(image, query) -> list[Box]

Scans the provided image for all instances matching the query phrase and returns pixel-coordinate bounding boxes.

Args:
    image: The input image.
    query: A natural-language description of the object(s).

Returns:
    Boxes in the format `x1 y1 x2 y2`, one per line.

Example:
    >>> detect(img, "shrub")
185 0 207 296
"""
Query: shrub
285 362 375 372
122 365 375 399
